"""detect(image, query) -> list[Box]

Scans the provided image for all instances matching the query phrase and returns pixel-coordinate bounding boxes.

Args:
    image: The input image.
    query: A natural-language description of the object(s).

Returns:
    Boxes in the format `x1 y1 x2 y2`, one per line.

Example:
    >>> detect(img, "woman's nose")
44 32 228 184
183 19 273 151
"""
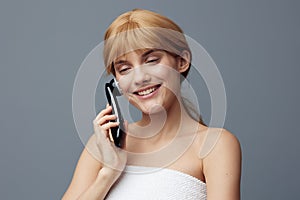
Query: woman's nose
133 66 151 86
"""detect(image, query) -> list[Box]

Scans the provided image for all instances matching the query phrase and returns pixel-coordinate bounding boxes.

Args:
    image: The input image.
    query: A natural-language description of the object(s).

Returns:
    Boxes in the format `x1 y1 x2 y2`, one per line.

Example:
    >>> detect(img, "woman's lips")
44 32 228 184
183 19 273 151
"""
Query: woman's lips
133 84 161 99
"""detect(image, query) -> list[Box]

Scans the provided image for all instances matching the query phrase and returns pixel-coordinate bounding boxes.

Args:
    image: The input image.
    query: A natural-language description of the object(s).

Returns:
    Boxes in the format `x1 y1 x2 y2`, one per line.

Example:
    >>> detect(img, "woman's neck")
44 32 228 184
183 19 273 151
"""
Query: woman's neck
131 99 197 145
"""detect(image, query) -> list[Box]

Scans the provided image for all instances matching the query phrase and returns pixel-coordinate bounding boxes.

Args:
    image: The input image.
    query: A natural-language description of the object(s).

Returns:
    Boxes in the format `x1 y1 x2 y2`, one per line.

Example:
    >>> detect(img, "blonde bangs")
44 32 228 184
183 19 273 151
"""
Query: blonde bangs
104 27 189 75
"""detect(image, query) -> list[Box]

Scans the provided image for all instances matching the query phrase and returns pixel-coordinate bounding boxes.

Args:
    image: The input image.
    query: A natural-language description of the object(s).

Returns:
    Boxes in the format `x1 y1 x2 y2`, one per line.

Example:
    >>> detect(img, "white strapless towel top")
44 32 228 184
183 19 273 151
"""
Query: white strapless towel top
105 165 207 200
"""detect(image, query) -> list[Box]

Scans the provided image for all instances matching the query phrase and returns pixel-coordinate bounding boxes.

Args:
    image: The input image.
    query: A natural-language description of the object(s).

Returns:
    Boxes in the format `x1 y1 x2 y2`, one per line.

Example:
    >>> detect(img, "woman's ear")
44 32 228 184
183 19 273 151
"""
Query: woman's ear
177 50 191 73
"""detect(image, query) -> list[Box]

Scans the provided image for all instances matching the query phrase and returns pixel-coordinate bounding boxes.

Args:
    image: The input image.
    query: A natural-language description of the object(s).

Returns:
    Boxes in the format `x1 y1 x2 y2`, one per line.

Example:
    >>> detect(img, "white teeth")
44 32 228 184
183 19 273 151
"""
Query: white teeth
137 87 156 96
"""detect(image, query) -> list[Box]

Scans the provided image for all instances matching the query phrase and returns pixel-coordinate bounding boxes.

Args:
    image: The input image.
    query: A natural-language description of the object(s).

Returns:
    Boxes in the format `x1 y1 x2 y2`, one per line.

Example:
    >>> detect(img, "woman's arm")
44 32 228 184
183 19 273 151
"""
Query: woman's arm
203 128 242 200
62 147 118 200
62 105 127 200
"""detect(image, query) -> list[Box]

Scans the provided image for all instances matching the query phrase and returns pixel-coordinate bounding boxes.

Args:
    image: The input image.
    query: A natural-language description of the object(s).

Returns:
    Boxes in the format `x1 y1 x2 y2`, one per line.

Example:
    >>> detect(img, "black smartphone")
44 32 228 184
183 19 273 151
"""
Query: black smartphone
105 78 125 148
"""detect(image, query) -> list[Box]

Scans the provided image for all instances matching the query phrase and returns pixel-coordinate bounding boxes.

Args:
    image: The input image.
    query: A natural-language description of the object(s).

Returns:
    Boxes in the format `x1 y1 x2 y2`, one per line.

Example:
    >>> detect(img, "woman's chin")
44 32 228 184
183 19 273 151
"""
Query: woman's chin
129 98 166 115
139 104 166 115
148 104 165 114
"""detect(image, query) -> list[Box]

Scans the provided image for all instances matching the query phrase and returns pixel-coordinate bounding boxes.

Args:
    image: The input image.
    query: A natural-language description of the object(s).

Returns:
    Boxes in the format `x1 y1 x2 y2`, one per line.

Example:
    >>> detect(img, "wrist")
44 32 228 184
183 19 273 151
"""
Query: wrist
95 167 122 186
81 167 122 200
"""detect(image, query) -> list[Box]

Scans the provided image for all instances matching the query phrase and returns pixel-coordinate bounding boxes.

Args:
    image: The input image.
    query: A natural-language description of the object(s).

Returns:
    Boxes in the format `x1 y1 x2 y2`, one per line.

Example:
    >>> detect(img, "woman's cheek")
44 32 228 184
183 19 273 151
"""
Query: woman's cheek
150 64 181 85
118 75 132 94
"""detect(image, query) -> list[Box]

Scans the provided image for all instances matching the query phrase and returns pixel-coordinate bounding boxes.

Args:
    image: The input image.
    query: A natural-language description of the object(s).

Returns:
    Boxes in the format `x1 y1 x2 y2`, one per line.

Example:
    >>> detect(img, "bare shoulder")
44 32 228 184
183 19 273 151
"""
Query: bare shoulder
197 127 241 159
211 128 240 150
211 128 241 156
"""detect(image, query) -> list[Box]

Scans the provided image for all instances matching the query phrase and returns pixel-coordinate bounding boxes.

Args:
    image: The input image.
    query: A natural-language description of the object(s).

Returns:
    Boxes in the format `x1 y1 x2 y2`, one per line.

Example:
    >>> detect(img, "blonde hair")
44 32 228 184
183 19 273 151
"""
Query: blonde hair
103 9 205 125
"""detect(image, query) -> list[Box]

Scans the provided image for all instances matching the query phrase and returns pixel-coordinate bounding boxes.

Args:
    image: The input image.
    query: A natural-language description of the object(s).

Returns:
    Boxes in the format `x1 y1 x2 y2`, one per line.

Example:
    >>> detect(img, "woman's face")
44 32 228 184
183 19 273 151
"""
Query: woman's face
113 49 183 114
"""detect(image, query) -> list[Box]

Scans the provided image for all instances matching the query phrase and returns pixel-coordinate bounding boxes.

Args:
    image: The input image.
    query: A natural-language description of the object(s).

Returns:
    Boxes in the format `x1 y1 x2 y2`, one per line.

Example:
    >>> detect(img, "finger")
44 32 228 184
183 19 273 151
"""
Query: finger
99 105 112 117
108 129 114 143
93 115 117 132
95 106 112 121
93 121 120 137
94 123 114 143
101 121 120 131
95 114 117 126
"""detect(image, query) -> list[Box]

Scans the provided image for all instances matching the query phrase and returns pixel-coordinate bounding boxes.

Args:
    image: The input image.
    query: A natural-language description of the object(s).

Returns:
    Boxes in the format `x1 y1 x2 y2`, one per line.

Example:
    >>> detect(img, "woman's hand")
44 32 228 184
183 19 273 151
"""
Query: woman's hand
93 104 127 174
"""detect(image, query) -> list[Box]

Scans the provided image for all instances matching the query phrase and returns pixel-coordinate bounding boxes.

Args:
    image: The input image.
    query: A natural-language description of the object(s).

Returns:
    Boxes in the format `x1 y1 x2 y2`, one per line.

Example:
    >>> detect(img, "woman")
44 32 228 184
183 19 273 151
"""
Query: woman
63 9 241 200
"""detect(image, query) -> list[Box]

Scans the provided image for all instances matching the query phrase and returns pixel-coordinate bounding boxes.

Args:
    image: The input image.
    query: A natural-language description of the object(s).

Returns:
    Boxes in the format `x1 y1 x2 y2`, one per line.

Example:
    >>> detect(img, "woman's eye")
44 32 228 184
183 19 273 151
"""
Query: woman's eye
118 66 131 74
145 57 159 64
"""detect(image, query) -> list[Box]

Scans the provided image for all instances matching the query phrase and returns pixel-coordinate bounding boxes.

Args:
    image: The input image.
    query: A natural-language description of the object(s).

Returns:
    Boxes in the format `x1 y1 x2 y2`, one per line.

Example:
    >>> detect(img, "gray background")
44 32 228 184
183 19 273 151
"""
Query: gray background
1 0 299 199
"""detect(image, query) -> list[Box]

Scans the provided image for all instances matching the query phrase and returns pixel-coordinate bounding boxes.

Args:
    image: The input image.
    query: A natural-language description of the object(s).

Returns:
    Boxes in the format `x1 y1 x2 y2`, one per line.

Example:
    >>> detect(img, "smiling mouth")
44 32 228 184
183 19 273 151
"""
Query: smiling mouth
133 84 161 96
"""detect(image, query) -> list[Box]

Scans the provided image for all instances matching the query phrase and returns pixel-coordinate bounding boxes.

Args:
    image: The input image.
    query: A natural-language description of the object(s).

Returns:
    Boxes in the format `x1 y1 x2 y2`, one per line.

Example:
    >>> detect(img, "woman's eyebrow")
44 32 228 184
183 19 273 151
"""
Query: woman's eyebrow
141 49 162 58
114 60 128 66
